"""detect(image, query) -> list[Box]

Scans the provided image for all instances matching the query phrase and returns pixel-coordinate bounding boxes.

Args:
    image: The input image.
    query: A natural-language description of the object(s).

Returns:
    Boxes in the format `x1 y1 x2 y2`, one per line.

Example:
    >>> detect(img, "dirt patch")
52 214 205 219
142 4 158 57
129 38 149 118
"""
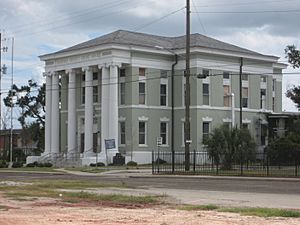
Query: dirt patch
0 194 299 225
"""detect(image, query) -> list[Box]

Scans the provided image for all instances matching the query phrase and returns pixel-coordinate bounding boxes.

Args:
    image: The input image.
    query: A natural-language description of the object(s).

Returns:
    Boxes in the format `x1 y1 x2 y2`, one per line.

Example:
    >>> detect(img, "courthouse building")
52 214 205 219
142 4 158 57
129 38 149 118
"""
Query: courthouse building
30 30 286 165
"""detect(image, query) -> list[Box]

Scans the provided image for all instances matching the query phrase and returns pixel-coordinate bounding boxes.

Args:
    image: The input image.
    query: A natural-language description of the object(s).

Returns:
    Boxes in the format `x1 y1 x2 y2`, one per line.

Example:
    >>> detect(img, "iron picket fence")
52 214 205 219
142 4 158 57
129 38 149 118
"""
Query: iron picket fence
152 150 300 177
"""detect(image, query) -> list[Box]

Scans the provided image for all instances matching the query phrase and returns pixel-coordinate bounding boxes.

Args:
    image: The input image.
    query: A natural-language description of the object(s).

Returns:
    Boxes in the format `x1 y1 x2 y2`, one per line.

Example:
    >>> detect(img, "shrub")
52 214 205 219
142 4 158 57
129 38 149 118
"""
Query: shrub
96 162 105 167
155 158 167 164
0 160 8 168
26 163 35 167
90 163 96 167
43 162 53 167
12 162 23 168
127 161 138 167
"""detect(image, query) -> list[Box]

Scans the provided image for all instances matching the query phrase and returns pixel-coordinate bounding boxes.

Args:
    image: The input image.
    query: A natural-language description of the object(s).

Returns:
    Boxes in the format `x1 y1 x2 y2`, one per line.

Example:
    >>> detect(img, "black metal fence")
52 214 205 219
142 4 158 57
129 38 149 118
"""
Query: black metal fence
152 150 300 177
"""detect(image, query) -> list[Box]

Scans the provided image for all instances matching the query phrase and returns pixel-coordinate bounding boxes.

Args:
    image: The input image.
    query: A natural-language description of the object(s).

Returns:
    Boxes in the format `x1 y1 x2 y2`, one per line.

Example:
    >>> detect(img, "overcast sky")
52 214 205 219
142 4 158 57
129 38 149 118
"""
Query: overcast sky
1 0 300 114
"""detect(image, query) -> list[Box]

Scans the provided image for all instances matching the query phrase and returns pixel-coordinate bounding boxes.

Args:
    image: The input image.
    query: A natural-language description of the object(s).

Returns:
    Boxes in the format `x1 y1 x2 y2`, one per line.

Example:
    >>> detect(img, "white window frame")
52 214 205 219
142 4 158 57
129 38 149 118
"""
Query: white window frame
160 122 168 146
160 79 168 106
139 81 146 105
202 82 210 106
138 121 147 146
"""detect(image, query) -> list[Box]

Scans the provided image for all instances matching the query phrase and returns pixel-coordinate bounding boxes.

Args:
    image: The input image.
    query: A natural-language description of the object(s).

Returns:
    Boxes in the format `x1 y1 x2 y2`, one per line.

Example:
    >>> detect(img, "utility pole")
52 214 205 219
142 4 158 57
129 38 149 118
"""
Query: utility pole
185 0 191 171
9 37 14 167
239 57 243 128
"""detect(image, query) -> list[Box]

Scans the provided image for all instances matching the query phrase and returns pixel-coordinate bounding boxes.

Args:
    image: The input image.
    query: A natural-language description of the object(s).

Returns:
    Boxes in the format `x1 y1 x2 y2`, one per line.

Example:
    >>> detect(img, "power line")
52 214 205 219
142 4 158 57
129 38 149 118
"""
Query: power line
192 9 300 14
191 0 207 35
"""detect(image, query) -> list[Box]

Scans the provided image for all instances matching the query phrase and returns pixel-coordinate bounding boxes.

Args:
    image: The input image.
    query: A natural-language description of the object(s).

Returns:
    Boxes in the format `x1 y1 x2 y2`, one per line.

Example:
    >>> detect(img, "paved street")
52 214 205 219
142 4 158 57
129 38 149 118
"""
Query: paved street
1 170 299 209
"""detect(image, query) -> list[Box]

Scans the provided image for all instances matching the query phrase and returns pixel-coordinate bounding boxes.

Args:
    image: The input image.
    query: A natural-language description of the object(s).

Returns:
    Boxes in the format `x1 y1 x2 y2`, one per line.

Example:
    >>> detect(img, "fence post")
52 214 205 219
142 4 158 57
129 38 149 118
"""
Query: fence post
193 150 196 173
295 159 298 177
152 150 154 174
172 149 175 174
266 152 269 176
157 148 160 173
240 147 243 176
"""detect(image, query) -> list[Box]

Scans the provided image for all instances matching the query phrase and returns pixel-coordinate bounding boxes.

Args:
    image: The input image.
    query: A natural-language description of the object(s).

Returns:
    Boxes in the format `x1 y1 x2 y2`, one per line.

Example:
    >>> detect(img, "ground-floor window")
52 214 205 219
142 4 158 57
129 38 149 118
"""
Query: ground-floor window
139 121 147 145
160 122 167 145
120 122 126 145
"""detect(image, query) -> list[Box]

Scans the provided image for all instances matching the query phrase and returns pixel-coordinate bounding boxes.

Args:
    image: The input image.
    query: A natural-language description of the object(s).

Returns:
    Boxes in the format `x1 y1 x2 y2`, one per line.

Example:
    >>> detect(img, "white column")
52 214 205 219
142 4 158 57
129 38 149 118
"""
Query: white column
67 70 77 155
51 73 60 155
100 65 109 153
84 67 93 156
109 65 119 152
44 74 52 155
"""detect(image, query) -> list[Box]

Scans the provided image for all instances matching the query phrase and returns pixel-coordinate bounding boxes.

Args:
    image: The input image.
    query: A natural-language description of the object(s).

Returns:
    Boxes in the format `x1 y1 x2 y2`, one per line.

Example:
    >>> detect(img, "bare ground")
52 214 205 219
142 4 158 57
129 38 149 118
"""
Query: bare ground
0 194 299 225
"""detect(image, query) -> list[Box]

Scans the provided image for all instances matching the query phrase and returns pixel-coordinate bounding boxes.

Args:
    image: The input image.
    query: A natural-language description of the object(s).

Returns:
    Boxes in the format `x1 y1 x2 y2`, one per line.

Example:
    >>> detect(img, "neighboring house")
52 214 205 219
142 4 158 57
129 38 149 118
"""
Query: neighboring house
29 30 286 165
0 129 38 160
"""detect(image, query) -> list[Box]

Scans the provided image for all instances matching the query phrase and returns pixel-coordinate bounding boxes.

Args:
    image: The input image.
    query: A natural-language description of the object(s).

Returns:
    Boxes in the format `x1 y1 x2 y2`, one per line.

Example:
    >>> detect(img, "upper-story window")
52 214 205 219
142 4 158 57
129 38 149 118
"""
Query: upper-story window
93 86 98 103
261 75 267 83
242 74 248 81
223 72 230 80
202 83 209 105
242 87 248 108
160 84 167 106
139 68 146 76
160 70 168 78
119 68 126 77
260 89 266 109
139 82 146 104
120 83 125 105
223 85 230 107
93 72 98 80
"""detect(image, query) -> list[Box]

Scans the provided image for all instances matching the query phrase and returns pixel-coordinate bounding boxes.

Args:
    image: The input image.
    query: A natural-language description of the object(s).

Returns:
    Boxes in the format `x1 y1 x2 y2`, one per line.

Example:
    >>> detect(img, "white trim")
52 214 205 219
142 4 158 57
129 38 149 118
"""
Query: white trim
119 105 171 110
173 105 273 113
242 119 251 124
202 116 213 122
119 116 126 121
138 116 149 121
223 118 232 123
160 117 170 122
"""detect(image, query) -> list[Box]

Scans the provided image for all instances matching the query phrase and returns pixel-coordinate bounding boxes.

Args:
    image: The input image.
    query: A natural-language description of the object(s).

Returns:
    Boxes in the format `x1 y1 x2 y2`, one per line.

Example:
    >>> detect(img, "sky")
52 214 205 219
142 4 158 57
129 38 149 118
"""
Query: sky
0 0 300 124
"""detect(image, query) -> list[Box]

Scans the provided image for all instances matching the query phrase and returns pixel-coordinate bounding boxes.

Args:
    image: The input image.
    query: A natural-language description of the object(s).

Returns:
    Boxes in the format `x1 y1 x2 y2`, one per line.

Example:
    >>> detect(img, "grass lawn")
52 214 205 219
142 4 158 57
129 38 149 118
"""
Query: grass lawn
180 204 300 218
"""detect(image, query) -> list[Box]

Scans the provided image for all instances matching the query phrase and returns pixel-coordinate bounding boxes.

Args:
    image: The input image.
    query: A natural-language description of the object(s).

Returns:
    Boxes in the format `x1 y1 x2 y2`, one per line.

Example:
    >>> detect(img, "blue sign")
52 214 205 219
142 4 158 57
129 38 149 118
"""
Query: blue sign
105 139 116 149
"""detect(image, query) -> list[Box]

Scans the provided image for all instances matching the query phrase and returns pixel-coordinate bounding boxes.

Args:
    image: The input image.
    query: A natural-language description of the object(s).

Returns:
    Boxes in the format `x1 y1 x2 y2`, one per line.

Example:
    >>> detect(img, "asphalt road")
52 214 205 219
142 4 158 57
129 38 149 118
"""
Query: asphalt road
0 171 299 195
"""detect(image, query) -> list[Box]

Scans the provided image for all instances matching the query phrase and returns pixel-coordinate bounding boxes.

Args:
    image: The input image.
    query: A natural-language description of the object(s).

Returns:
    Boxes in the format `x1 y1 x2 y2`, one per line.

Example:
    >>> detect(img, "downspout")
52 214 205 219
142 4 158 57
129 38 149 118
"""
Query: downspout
171 54 178 174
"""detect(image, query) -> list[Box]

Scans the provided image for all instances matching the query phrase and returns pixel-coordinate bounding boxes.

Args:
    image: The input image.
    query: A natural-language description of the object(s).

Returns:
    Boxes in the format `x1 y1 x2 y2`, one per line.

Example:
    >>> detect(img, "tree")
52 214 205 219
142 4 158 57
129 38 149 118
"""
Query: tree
285 45 300 109
285 45 300 68
3 80 45 151
204 125 256 170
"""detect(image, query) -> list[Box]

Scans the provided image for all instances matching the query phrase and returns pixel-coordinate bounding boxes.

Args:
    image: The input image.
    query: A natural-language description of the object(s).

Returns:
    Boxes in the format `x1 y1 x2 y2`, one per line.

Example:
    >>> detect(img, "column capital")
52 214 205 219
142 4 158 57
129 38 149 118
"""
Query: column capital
65 69 76 75
81 66 93 72
98 62 122 69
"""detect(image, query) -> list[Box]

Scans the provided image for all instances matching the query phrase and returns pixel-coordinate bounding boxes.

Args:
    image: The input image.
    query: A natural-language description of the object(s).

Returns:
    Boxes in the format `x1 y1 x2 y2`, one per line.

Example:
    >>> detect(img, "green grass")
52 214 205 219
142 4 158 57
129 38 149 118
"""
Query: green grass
179 204 300 218
0 167 58 172
179 204 218 211
0 179 126 200
63 191 160 204
0 205 8 211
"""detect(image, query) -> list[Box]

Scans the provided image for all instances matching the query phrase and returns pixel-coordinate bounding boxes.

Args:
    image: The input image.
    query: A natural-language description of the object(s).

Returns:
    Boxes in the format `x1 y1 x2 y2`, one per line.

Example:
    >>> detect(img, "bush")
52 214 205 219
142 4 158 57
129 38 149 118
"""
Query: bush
127 161 138 167
155 158 167 164
90 162 105 167
12 161 23 168
0 160 8 168
42 162 53 167
26 163 35 167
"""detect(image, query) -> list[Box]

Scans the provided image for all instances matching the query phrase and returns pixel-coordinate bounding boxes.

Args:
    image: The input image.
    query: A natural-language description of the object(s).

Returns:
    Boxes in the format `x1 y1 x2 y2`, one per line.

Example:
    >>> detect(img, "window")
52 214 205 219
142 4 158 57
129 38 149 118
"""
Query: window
82 74 85 81
202 122 210 143
161 70 168 78
203 69 209 77
120 122 125 145
242 87 248 108
80 133 84 153
272 79 276 91
119 68 126 77
261 75 267 83
223 72 230 79
93 86 98 103
139 121 146 145
260 89 266 109
139 68 146 76
242 123 249 130
261 124 267 145
93 117 98 124
272 97 275 111
120 83 125 105
160 122 167 145
202 83 209 105
160 84 167 106
242 74 248 81
223 85 230 107
81 87 85 104
93 133 98 153
139 82 146 104
93 72 98 80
